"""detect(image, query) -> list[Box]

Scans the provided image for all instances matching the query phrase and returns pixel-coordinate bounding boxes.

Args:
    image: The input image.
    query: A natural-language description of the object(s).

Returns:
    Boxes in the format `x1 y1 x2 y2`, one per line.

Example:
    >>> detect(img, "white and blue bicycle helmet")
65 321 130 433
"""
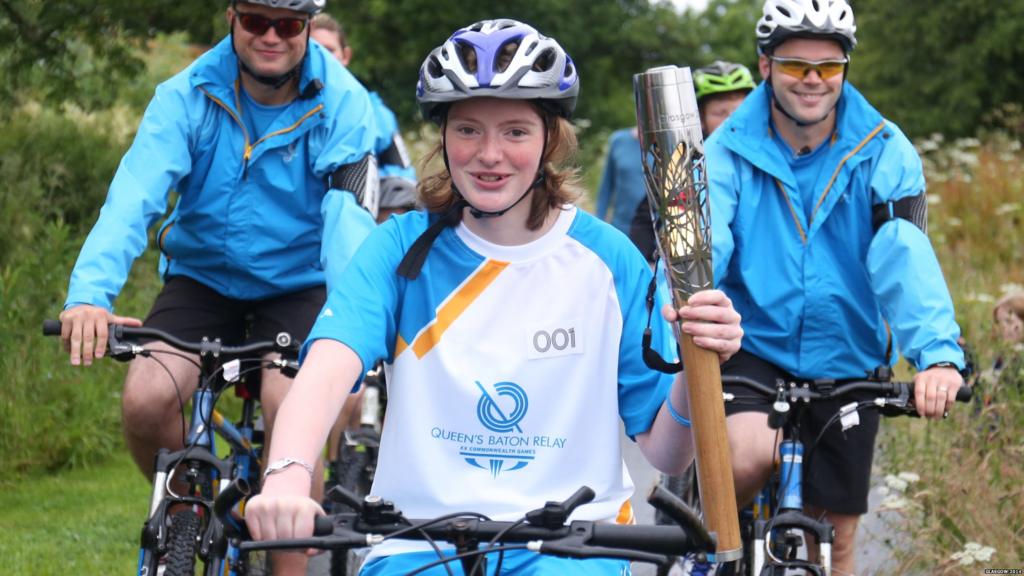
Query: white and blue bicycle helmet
416 18 579 124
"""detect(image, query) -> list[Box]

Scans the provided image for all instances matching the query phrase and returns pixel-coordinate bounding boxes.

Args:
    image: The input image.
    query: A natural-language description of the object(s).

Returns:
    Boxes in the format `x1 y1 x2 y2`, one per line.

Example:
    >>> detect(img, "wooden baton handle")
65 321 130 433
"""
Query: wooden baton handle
680 332 741 560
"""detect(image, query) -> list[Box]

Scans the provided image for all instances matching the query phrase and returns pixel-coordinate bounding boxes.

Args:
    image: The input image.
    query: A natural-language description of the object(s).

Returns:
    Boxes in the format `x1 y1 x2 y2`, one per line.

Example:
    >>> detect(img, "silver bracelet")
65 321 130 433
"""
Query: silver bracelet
264 457 315 480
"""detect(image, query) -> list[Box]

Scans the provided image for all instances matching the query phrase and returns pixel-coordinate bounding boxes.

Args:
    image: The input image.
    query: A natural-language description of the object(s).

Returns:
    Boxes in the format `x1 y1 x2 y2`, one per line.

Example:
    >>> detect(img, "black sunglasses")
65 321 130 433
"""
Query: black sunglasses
234 11 308 39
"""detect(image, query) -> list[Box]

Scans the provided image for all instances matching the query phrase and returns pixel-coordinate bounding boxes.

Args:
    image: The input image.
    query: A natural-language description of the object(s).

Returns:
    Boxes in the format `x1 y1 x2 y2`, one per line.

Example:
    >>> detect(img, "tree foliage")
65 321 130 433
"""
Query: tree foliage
1 0 1021 137
0 0 217 112
851 0 1024 138
328 0 712 132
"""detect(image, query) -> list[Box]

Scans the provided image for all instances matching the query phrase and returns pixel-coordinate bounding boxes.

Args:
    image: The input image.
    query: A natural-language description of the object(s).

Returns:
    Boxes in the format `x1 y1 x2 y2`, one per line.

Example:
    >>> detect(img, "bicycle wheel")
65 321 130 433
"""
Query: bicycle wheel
334 443 373 506
165 509 201 576
330 443 374 576
654 463 701 525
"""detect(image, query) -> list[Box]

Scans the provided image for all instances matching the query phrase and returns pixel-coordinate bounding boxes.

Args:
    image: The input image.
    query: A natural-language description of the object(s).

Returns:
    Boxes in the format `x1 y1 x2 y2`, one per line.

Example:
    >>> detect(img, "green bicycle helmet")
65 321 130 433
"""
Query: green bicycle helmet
693 61 756 101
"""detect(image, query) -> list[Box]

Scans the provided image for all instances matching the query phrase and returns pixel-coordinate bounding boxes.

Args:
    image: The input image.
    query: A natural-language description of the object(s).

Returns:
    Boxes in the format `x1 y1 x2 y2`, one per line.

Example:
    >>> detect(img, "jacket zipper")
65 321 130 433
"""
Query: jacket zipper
198 81 324 180
775 120 887 244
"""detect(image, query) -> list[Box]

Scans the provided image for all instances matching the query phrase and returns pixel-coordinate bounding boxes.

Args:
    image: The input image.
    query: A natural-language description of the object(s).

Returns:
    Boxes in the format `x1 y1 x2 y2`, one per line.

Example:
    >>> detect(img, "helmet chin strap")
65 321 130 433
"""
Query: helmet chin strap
766 74 839 128
230 20 307 91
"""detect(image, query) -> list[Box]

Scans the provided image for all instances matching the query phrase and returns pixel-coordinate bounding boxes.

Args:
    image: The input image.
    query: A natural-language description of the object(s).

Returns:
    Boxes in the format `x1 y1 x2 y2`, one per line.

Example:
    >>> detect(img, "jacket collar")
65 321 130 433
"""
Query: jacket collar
715 81 886 180
188 35 326 109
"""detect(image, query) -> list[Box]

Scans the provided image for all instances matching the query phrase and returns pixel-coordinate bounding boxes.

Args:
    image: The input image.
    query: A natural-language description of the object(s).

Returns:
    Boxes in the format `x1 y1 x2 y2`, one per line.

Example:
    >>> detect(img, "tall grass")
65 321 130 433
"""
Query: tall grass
875 132 1024 572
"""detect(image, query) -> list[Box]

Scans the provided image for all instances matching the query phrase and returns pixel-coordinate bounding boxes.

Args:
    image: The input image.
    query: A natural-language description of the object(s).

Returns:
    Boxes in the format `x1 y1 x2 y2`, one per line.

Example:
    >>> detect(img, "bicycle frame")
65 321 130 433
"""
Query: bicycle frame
744 437 833 576
42 320 294 576
723 369 970 576
139 367 264 576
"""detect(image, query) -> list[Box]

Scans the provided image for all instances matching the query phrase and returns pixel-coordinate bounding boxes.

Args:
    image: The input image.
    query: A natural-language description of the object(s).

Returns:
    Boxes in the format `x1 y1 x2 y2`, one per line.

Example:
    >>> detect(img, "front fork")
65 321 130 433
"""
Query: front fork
750 440 833 576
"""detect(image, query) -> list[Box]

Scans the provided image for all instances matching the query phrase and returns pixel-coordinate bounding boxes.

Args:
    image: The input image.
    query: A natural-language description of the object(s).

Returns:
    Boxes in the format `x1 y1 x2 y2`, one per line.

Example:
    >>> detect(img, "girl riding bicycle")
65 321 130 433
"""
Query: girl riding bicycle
245 19 743 576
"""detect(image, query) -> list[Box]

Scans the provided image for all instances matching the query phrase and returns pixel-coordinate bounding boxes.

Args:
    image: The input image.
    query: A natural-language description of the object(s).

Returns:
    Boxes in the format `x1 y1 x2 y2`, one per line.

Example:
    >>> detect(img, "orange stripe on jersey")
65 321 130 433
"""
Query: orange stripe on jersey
394 335 409 358
409 260 509 359
615 499 636 525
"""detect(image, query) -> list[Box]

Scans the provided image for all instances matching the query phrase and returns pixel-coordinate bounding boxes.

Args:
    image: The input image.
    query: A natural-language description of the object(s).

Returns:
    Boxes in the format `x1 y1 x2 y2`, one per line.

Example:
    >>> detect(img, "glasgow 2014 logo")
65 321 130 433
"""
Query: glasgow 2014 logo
460 381 533 477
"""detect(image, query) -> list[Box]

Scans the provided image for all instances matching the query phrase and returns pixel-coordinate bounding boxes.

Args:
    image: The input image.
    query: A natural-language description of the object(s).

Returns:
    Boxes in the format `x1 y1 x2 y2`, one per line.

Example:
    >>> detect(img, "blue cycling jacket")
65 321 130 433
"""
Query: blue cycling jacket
707 82 964 378
596 128 645 235
65 38 378 310
368 91 417 185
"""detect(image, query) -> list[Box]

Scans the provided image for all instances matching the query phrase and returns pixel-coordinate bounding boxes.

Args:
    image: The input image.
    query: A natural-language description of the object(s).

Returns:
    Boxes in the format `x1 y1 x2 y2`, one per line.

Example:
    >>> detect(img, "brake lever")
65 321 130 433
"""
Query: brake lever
107 327 142 362
646 484 715 553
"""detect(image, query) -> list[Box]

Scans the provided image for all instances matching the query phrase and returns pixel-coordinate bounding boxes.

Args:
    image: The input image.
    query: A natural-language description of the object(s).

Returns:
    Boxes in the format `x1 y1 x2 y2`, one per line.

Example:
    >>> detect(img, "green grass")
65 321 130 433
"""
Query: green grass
0 452 149 574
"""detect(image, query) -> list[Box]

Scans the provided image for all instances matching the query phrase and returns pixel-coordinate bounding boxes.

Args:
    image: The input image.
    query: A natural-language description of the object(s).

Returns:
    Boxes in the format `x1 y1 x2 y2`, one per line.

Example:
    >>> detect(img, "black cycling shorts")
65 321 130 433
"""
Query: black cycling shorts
143 275 326 350
721 349 881 516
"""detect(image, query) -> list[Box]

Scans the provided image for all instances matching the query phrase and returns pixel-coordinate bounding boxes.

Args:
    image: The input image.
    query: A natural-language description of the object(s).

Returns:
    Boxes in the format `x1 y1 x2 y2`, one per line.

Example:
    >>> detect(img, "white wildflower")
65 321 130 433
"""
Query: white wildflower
966 292 996 303
927 195 942 205
950 542 996 566
1001 283 1024 295
897 471 920 483
995 202 1021 216
949 149 979 166
884 474 909 492
956 137 981 148
946 217 962 227
879 494 911 511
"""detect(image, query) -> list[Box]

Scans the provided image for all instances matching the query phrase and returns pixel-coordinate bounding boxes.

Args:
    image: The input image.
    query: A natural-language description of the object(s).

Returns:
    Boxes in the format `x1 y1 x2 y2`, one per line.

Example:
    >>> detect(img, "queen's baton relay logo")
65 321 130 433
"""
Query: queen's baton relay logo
430 380 567 478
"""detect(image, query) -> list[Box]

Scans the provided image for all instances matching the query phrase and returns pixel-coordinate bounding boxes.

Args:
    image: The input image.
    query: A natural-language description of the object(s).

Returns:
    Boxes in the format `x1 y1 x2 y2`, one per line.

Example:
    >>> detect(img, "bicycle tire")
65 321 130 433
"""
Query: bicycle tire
330 443 376 576
165 510 201 576
654 464 701 526
335 443 373 505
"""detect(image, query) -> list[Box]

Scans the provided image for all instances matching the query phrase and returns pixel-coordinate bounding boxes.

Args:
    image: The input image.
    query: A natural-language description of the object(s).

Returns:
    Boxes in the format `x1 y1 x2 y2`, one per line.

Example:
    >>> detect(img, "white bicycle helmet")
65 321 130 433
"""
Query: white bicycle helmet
416 18 579 124
756 0 857 53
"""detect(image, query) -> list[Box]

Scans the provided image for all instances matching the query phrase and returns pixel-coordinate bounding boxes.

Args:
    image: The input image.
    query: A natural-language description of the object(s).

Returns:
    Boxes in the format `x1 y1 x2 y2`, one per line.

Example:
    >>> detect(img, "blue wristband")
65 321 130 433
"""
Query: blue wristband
666 395 691 427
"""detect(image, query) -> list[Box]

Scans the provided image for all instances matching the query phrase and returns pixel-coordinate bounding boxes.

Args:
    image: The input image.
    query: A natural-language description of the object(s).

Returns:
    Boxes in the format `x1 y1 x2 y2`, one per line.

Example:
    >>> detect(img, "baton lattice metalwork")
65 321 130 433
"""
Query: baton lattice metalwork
634 65 713 301
642 137 712 299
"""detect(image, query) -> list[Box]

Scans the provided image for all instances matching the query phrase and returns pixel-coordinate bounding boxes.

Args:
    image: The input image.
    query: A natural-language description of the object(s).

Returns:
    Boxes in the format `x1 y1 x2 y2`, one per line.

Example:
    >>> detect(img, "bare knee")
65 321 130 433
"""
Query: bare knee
727 411 778 505
121 352 197 434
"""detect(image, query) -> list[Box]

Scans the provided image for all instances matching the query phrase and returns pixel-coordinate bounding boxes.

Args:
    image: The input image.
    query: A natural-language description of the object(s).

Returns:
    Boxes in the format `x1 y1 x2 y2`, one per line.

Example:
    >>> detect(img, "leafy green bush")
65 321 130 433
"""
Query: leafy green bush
0 102 164 476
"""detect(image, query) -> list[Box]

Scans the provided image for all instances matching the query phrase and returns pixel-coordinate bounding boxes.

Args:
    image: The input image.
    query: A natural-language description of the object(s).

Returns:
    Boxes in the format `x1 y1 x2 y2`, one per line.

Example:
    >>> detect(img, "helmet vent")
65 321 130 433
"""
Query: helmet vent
495 41 520 73
455 41 478 73
427 56 443 79
533 48 556 72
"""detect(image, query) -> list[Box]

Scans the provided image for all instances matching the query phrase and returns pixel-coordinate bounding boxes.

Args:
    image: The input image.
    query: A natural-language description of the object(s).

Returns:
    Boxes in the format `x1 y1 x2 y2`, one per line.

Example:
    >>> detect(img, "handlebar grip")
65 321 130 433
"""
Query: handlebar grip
907 381 973 403
314 515 334 536
42 319 62 336
955 385 972 403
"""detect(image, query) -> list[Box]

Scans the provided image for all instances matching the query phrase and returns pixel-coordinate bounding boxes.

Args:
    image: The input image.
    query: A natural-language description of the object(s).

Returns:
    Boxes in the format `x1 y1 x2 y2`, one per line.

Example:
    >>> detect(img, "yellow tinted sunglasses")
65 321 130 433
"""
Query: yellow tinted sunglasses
770 56 848 80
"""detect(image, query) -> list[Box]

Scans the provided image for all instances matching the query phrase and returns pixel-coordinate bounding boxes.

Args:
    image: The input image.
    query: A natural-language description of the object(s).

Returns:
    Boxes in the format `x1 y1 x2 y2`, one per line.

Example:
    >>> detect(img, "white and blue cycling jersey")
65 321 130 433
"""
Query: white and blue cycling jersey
305 206 674 559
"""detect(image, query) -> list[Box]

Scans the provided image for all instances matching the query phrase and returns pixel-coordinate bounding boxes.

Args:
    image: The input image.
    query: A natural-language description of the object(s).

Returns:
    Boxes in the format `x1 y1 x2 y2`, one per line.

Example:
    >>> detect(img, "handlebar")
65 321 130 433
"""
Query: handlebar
721 370 971 423
42 320 299 371
222 485 716 569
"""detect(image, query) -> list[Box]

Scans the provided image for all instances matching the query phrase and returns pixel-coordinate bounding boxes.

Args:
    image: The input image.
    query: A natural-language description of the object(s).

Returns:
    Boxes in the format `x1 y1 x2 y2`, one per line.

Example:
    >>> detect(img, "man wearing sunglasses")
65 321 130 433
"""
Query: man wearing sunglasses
704 0 965 573
59 1 378 572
